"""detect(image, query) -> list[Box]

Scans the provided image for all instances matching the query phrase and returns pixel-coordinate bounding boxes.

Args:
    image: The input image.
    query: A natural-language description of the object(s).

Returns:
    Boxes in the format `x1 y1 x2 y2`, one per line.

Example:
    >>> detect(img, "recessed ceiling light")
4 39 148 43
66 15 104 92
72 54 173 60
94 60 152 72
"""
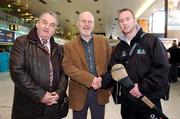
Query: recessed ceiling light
66 0 72 3
38 0 47 4
17 9 21 12
55 11 61 15
66 19 70 22
30 16 34 19
96 10 100 14
8 4 11 7
114 18 118 21
75 11 80 14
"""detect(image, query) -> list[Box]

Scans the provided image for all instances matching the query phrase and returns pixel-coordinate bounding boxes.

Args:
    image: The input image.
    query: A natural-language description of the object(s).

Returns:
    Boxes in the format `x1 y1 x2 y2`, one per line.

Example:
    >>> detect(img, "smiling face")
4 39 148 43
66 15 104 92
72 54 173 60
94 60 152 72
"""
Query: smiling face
36 12 58 40
77 11 94 38
118 10 136 36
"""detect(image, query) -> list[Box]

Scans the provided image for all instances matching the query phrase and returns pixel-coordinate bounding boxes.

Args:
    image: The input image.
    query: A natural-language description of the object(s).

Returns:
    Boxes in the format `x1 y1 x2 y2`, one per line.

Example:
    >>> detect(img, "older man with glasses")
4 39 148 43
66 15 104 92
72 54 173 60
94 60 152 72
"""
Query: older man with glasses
62 11 112 119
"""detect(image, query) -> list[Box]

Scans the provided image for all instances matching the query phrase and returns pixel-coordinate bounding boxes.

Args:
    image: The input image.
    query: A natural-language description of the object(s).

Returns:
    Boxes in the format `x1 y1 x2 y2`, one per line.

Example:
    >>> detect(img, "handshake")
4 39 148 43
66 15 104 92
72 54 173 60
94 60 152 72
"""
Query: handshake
91 76 102 90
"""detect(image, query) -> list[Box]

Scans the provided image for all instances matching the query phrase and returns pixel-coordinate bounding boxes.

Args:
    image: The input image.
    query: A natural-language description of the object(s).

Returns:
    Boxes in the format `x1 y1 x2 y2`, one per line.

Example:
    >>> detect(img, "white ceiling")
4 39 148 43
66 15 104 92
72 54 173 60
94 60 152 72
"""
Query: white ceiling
1 0 164 37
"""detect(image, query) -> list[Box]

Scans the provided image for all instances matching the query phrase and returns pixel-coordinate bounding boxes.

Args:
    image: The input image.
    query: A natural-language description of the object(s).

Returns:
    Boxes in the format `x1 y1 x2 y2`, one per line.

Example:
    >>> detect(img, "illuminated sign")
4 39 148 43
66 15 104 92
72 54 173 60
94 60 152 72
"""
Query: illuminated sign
0 29 15 42
9 24 18 31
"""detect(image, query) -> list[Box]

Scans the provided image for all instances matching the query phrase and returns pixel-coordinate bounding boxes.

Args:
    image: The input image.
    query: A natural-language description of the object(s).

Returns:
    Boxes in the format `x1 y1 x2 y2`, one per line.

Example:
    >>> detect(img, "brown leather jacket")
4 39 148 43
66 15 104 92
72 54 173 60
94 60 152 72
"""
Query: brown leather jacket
9 27 68 119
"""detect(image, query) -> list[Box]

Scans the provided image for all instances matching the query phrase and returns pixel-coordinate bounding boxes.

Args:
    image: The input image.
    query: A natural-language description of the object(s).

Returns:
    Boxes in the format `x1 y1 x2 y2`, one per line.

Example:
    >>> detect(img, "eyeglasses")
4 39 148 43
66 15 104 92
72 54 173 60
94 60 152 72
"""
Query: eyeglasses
79 19 93 24
41 20 57 28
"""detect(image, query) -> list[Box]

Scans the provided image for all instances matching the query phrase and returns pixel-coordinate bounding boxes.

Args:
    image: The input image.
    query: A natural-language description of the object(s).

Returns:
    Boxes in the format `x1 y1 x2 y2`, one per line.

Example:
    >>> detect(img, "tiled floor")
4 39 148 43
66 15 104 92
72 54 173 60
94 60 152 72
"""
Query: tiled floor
0 72 180 119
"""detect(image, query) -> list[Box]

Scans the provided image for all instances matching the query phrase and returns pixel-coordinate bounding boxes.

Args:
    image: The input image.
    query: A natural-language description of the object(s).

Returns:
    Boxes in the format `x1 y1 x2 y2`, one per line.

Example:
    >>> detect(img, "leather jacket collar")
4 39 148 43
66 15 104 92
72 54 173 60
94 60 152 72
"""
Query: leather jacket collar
27 27 57 49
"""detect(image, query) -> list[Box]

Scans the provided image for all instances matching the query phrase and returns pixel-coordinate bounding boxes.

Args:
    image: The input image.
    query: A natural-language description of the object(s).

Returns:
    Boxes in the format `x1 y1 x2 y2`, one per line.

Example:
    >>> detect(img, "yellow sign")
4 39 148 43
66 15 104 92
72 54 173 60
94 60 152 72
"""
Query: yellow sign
9 24 18 31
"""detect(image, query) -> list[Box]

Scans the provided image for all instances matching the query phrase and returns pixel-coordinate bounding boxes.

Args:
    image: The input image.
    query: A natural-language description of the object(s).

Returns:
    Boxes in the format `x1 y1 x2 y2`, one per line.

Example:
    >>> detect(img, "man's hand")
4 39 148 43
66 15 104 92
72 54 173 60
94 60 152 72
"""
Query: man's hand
129 83 142 98
91 76 102 90
41 92 59 105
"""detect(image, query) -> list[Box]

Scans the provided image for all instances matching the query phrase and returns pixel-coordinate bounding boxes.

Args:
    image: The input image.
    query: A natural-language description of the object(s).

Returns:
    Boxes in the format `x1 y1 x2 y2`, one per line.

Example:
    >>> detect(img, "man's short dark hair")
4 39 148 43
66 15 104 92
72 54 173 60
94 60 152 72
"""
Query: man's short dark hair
117 8 135 19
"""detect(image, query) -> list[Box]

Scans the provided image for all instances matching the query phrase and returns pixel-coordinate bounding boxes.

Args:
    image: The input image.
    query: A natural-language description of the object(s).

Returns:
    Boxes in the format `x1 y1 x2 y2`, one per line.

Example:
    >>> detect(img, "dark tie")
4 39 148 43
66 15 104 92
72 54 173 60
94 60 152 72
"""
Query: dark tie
42 40 53 90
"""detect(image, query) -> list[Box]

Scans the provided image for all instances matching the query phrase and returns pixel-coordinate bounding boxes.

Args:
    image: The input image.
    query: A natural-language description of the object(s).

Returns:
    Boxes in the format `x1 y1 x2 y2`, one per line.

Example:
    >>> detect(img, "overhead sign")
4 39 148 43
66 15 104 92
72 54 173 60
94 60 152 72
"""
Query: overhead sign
9 24 18 31
0 29 15 42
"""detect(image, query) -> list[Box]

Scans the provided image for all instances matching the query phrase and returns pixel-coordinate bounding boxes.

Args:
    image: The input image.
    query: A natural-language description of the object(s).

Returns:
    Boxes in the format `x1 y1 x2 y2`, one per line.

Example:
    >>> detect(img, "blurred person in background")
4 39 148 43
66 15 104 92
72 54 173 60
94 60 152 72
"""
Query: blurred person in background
167 41 180 82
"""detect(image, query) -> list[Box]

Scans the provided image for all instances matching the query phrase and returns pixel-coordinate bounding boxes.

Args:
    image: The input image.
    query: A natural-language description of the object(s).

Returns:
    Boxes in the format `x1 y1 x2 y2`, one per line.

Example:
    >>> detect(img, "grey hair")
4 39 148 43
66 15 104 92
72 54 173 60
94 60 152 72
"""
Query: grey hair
39 11 59 25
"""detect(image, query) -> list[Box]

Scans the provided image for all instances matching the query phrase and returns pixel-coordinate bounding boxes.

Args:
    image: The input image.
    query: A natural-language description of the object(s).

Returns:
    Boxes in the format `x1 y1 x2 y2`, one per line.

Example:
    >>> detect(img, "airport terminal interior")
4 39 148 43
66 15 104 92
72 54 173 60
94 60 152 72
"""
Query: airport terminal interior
1 0 180 119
